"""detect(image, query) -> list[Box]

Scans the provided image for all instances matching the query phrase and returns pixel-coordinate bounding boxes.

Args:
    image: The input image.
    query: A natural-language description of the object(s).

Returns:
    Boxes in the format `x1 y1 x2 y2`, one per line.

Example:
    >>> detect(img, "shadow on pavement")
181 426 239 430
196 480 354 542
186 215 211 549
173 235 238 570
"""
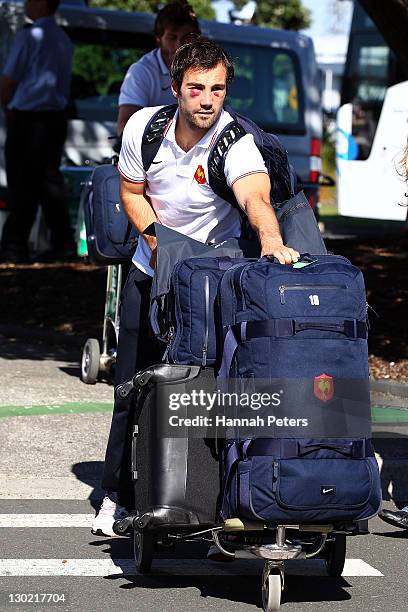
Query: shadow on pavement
108 573 351 608
91 536 352 608
0 333 81 361
371 530 408 539
71 461 105 511
374 432 408 507
59 365 82 377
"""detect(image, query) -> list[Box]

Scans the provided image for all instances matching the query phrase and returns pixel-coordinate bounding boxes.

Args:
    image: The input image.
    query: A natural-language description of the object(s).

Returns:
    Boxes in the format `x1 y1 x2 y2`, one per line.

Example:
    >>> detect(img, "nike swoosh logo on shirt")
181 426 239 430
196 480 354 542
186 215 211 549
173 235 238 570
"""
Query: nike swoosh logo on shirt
151 161 163 164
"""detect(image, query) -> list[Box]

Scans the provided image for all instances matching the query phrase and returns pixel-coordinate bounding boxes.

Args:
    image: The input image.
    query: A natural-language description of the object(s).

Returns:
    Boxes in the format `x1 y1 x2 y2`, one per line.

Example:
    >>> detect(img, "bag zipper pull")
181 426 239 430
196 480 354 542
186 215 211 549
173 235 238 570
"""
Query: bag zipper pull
279 285 285 305
272 461 279 492
202 275 210 367
162 325 174 363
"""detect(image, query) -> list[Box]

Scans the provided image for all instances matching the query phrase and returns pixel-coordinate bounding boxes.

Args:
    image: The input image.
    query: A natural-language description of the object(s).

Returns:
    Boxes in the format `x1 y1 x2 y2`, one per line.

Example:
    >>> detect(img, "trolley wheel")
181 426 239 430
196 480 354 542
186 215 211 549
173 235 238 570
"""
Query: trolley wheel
81 338 100 384
325 534 346 577
134 530 155 573
262 566 283 612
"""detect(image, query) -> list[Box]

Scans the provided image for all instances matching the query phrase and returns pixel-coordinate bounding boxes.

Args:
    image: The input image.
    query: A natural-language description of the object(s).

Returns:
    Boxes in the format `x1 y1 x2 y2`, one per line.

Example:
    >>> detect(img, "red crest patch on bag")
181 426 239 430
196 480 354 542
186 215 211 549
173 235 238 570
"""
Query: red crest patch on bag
314 373 334 402
194 165 206 184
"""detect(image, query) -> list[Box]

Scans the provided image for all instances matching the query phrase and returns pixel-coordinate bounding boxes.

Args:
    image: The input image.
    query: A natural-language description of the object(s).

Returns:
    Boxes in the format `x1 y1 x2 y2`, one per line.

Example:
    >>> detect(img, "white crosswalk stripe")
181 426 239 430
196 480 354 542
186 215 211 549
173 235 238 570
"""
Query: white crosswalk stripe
0 513 384 579
0 514 93 528
0 476 103 499
0 558 383 577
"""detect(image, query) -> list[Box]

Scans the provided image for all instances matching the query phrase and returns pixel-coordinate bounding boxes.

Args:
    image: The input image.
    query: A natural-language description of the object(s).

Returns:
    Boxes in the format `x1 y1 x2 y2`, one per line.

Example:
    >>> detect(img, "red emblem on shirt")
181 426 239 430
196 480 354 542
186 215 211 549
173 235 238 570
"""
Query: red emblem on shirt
194 165 206 184
314 374 334 402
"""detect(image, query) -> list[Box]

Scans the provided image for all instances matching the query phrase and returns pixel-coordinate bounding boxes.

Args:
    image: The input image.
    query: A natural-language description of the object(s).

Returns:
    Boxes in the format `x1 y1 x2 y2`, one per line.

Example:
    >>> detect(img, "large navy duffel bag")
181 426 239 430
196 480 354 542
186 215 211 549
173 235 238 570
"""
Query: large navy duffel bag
82 164 138 265
218 254 370 379
216 254 382 524
220 437 381 524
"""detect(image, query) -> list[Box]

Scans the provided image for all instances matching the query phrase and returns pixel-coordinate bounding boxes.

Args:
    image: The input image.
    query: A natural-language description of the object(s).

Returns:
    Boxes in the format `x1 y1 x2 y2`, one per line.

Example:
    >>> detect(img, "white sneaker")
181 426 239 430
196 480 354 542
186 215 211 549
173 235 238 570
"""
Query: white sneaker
91 494 128 537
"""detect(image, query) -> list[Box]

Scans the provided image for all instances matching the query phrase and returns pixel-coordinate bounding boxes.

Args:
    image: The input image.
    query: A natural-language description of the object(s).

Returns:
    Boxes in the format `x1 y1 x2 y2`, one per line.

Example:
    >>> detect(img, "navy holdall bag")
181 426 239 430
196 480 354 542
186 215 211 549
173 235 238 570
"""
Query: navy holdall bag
216 254 381 524
163 256 249 366
83 164 138 265
220 437 381 524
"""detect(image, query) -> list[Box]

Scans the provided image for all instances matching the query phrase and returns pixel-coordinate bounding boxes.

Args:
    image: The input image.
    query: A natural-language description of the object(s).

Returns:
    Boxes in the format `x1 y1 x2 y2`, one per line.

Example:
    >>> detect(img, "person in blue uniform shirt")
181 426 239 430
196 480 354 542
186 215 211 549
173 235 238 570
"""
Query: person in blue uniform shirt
0 0 75 263
116 0 200 135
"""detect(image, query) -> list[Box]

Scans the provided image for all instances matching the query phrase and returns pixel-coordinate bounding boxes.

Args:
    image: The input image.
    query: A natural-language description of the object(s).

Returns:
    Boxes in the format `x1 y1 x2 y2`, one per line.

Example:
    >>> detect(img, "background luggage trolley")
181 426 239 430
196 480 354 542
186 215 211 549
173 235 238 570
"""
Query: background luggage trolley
112 253 382 612
80 163 137 384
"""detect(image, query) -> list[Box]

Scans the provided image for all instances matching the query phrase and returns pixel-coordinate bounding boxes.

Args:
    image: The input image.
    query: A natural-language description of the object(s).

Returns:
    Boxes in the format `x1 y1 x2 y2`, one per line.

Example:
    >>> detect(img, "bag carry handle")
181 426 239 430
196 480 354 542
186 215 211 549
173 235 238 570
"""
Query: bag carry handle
230 319 367 341
245 438 367 459
219 318 367 378
258 252 313 264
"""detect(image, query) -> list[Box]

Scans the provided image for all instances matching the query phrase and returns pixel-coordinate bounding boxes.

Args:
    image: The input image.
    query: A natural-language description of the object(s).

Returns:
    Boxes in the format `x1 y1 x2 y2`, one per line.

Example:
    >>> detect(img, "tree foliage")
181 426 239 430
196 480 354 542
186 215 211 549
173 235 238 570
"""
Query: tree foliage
90 0 216 21
233 0 311 30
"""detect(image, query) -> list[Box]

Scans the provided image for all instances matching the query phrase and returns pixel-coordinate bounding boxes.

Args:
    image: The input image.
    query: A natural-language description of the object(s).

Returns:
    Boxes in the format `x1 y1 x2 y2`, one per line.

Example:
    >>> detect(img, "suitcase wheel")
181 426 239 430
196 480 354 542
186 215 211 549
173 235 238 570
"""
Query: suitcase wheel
262 565 284 611
81 338 100 384
134 530 156 573
324 533 346 577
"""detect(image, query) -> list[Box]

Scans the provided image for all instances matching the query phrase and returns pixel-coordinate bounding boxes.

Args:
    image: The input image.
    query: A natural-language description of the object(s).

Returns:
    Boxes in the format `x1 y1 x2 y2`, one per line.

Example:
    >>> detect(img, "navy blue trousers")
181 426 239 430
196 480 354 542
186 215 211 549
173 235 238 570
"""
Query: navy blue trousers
101 265 163 506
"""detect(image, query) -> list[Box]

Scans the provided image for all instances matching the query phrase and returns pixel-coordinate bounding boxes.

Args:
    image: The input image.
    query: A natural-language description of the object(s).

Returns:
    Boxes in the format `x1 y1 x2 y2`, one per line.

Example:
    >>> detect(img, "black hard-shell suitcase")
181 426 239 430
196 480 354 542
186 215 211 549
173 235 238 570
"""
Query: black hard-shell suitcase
128 364 220 529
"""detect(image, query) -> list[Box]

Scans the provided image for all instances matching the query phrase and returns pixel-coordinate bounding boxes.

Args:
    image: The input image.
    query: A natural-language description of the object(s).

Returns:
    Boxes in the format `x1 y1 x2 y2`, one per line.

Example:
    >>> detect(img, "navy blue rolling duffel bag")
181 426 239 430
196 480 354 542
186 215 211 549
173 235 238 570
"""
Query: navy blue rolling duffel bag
82 164 138 265
216 254 382 524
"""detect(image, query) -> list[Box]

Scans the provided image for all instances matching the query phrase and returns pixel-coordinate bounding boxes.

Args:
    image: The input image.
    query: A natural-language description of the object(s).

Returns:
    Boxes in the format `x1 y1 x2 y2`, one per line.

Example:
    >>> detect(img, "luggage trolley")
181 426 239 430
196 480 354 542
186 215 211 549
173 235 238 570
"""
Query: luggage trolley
79 157 136 385
81 263 123 384
115 491 356 612
113 368 364 612
115 499 360 611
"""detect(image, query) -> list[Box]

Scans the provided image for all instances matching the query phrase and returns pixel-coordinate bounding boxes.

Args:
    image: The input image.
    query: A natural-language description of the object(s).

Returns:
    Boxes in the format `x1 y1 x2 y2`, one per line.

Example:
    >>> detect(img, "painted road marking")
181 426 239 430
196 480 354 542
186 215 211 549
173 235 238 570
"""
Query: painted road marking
0 514 94 528
0 403 112 418
0 476 104 500
0 558 383 577
0 404 406 421
371 405 408 424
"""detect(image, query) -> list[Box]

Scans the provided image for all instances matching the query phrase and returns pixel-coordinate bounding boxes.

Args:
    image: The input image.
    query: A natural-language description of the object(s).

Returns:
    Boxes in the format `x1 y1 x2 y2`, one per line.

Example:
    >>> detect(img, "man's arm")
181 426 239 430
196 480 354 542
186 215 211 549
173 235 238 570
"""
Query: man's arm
0 74 17 113
232 172 299 265
117 104 142 136
120 176 158 266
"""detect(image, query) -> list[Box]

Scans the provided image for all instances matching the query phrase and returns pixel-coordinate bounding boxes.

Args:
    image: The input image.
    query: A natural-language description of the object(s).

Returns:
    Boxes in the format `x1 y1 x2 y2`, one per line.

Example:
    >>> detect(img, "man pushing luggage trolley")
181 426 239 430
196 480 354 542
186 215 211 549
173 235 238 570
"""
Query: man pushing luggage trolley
91 38 381 611
92 37 301 536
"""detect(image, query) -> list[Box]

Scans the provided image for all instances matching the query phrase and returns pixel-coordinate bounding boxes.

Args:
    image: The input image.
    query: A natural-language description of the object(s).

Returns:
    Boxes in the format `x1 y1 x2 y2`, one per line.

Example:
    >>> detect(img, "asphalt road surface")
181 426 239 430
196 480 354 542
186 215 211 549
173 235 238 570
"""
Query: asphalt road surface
1 335 408 612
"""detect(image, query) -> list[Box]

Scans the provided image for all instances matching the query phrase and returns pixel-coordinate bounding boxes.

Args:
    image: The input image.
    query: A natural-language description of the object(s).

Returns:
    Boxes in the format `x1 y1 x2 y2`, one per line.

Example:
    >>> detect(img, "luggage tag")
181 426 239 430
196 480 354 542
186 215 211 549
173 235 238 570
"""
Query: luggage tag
292 258 318 269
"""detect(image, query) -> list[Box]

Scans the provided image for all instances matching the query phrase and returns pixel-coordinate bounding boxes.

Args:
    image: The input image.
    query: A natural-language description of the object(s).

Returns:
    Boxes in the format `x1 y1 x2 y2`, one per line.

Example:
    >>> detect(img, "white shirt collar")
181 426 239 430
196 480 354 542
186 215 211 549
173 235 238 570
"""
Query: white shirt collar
156 48 169 77
164 108 226 150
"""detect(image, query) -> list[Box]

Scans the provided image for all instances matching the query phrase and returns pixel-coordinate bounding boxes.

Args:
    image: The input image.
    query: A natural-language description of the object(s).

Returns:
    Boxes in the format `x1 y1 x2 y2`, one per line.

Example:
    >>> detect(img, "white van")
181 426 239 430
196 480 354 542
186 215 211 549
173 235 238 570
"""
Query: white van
336 3 407 221
0 0 322 211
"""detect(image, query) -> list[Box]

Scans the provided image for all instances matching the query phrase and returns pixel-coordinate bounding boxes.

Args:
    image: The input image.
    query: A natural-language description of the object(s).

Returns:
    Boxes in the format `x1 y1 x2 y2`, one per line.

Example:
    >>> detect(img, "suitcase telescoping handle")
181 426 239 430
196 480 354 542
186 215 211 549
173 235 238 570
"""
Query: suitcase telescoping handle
115 364 202 399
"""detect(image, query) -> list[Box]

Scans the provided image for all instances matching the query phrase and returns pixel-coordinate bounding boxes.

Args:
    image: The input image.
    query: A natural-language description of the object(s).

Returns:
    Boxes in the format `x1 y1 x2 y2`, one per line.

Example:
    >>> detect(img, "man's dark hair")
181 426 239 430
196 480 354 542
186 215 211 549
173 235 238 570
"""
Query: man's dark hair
154 1 200 38
45 0 60 14
171 37 234 92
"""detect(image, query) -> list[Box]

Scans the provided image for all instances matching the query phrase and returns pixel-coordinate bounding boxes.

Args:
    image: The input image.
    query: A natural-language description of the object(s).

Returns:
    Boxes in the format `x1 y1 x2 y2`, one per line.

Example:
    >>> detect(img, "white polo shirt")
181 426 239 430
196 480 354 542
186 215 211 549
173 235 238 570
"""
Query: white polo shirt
118 106 267 276
118 49 175 108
